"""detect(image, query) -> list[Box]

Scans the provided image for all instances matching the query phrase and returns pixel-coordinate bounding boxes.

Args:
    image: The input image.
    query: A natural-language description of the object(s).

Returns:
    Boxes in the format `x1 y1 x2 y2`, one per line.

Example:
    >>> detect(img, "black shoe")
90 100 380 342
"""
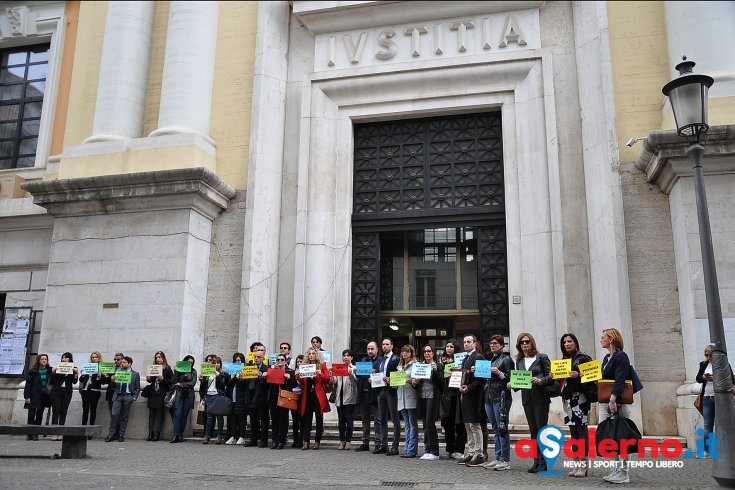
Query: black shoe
247 440 258 447
170 436 182 443
258 442 268 448
386 448 399 456
466 454 484 467
271 442 279 449
118 437 124 442
372 446 387 454
146 431 154 441
458 455 473 465
401 454 416 458
291 442 300 448
31 435 39 441
153 432 161 442
104 436 116 442
276 443 284 450
355 444 370 452
527 458 540 473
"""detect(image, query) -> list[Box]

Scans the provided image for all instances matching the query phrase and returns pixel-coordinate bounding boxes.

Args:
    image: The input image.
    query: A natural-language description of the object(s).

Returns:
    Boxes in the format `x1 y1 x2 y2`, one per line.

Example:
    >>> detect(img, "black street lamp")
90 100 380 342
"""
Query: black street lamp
663 57 734 487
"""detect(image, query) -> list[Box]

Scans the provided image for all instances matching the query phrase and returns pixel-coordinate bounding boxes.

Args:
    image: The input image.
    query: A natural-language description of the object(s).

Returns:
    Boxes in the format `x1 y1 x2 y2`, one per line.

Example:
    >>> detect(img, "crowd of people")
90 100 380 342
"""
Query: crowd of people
23 330 646 484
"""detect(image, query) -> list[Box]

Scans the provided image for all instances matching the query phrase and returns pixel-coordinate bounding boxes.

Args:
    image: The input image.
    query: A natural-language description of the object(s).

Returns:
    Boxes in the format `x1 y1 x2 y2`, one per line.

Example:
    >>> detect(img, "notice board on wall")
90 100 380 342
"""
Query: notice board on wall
0 307 32 375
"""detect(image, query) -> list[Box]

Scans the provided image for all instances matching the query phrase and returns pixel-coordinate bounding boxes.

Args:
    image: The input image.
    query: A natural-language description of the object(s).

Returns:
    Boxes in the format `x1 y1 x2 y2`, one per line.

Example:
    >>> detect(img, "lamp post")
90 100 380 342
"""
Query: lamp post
663 57 735 486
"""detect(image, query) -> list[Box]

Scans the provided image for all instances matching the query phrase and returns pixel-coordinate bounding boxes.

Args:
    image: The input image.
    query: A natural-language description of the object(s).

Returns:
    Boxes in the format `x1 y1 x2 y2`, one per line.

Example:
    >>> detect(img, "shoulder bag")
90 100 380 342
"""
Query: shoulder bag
164 388 178 408
207 394 232 416
276 388 299 411
598 379 633 404
693 381 705 415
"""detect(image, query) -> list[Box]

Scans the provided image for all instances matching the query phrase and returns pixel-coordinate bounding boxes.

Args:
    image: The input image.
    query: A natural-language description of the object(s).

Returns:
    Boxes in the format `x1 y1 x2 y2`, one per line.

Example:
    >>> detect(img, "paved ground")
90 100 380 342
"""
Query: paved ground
0 435 717 489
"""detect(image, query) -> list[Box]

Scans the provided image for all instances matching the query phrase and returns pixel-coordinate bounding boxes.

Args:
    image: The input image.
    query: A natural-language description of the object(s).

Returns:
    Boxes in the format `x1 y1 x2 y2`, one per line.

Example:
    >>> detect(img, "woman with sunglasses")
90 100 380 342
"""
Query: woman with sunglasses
418 345 443 460
268 353 297 449
513 332 553 473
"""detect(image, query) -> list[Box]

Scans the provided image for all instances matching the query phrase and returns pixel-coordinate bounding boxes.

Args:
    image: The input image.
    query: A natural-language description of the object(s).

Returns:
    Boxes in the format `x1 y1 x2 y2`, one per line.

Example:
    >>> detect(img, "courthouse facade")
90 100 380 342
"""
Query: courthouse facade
0 1 734 444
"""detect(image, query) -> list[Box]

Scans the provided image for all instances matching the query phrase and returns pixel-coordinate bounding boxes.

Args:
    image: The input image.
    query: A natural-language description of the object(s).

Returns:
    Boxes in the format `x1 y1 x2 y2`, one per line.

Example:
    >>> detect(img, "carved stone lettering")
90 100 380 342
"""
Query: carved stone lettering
449 20 474 53
344 32 368 63
404 26 428 57
327 36 336 66
376 29 397 60
434 23 444 55
498 15 526 48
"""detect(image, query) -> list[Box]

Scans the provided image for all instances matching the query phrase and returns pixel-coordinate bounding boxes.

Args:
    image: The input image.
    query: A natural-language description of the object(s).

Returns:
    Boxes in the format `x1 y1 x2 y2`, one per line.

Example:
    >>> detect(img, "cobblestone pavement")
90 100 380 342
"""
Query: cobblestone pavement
0 435 717 489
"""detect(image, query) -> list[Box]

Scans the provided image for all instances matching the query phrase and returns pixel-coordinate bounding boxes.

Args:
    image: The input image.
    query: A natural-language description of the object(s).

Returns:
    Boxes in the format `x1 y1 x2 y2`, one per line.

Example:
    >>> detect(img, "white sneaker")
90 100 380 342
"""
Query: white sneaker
420 453 432 460
235 437 246 445
423 453 440 461
451 452 465 459
225 437 237 445
607 470 629 484
603 468 621 482
483 460 500 469
494 461 511 471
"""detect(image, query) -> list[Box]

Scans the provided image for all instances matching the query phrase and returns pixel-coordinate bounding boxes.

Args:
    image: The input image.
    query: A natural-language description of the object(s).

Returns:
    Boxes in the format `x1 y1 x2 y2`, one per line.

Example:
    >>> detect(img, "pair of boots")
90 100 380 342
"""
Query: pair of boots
567 458 588 477
147 431 161 441
527 456 548 473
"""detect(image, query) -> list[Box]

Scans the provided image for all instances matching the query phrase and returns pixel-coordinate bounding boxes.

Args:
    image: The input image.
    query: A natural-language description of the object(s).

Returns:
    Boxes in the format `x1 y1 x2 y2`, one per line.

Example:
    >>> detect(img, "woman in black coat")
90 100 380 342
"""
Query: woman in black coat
78 351 106 426
49 352 79 440
418 345 443 460
267 354 298 449
225 352 249 445
170 355 197 443
513 332 554 473
23 353 52 440
146 351 173 441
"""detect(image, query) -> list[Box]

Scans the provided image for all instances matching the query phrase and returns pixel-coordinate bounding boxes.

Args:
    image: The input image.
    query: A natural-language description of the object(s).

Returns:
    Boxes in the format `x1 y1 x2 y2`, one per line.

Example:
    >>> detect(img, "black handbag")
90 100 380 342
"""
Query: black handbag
596 415 642 456
140 384 151 398
544 379 562 398
207 394 232 416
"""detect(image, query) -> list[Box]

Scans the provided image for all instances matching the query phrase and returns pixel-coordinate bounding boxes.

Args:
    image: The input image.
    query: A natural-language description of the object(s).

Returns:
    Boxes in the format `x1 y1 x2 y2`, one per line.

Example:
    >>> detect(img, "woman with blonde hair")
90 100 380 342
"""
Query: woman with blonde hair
396 345 419 458
79 351 105 427
296 348 331 449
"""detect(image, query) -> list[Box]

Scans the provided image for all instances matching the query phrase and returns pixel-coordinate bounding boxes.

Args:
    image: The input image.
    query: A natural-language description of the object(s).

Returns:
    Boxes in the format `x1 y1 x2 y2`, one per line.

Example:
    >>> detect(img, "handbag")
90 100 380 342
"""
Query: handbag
598 379 633 404
694 382 705 415
207 394 232 416
276 388 299 411
543 379 562 398
164 389 178 408
196 401 207 425
596 415 642 456
329 389 337 404
438 390 451 420
140 384 151 398
322 380 333 394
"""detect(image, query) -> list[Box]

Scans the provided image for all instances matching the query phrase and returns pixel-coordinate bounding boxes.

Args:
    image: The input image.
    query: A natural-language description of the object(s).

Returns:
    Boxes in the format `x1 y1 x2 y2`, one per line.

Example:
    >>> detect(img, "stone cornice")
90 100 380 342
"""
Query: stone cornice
21 167 237 220
634 125 735 194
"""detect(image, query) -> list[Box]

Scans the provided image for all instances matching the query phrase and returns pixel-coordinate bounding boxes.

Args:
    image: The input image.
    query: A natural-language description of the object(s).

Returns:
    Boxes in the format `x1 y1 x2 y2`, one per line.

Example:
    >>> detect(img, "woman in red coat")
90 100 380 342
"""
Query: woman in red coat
296 348 331 449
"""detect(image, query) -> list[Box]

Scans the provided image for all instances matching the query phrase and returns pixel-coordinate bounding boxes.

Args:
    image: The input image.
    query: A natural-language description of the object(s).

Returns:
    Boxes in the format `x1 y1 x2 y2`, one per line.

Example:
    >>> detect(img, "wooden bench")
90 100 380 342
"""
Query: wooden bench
0 424 102 458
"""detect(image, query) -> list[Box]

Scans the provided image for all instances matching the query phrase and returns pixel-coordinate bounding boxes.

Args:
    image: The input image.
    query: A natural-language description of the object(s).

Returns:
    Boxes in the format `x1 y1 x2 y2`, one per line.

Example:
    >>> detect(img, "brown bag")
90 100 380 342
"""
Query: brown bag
598 379 634 404
693 382 705 415
277 388 299 411
322 380 333 394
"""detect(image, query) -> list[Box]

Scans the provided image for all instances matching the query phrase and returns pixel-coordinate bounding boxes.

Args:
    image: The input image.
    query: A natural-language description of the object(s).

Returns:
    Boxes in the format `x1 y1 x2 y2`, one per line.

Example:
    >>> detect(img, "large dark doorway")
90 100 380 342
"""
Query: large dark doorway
350 112 508 357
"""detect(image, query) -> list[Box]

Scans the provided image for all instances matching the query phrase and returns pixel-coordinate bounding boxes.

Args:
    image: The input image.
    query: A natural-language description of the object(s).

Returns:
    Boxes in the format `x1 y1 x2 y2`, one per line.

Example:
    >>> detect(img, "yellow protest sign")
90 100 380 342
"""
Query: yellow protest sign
551 358 572 379
242 365 258 379
579 359 602 382
389 371 407 387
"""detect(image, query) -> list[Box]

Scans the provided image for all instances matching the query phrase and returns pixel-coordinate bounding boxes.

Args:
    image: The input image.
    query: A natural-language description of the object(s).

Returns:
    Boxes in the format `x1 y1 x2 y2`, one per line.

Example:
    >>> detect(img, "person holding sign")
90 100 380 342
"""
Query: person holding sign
512 332 553 473
455 335 485 467
170 355 197 443
145 351 173 441
224 352 249 445
440 339 466 459
296 348 331 450
267 354 297 449
558 333 595 477
48 352 79 439
330 349 358 450
354 341 380 452
78 351 105 428
200 356 229 445
394 345 419 458
483 335 514 471
248 350 271 448
374 337 401 456
417 345 443 460
23 354 51 440
104 356 140 442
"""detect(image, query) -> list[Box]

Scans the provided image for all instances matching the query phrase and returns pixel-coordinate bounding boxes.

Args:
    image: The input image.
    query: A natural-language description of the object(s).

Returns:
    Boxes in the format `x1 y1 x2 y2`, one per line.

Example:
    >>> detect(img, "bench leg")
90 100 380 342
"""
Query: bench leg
60 435 87 459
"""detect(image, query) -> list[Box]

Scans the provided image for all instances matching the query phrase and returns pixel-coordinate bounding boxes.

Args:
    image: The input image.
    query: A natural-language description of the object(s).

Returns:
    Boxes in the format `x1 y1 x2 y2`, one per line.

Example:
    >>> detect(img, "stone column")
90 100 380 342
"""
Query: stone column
664 1 735 89
149 1 219 141
83 1 154 143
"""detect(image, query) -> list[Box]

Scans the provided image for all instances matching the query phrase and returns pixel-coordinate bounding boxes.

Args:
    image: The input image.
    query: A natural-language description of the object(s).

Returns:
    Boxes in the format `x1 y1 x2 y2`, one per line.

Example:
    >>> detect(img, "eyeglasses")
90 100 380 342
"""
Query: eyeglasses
423 349 432 353
277 358 286 362
705 353 712 357
280 346 289 350
490 341 500 345
520 340 531 345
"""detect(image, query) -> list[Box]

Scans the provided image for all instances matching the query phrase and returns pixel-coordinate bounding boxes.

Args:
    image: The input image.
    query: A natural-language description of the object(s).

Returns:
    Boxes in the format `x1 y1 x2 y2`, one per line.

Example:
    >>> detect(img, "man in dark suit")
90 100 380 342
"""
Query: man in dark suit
374 337 401 456
355 341 380 451
457 334 484 466
103 352 124 439
105 356 140 442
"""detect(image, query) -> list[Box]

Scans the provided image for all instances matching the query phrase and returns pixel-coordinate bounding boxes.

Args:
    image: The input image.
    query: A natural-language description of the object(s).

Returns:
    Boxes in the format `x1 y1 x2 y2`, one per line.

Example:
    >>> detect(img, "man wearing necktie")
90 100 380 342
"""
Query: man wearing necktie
457 334 484 466
355 341 380 452
374 338 401 456
105 356 140 442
